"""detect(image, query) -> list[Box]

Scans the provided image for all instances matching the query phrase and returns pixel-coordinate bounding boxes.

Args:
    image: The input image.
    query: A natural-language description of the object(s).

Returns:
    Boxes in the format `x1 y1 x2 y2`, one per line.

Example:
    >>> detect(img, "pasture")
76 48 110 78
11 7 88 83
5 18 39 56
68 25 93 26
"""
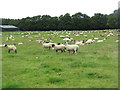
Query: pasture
1 30 118 88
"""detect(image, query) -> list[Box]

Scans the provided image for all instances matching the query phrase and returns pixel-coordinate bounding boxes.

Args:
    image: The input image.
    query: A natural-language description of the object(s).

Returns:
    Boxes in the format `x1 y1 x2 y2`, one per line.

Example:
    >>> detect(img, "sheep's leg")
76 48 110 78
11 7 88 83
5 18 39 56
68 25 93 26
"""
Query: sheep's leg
56 50 58 52
76 49 78 53
61 50 63 53
8 50 10 53
15 50 17 53
73 50 74 54
68 50 70 54
49 47 50 50
73 50 76 54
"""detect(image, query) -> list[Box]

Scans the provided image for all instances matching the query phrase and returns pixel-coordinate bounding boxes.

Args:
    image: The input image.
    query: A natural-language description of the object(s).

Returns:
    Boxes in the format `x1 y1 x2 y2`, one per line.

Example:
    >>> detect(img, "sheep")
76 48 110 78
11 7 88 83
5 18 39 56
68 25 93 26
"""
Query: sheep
4 44 17 53
83 35 87 38
115 40 119 42
36 40 43 44
63 38 71 42
42 42 57 49
75 40 85 46
85 39 94 44
94 38 99 40
0 44 5 47
60 36 65 38
64 42 79 54
18 42 23 45
52 43 66 52
97 38 107 42
97 40 104 42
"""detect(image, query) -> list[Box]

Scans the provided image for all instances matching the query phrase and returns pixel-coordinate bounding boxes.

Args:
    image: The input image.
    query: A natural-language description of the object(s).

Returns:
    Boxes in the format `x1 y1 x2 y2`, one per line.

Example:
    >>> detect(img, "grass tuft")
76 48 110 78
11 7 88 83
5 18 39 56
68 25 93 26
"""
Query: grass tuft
48 77 64 84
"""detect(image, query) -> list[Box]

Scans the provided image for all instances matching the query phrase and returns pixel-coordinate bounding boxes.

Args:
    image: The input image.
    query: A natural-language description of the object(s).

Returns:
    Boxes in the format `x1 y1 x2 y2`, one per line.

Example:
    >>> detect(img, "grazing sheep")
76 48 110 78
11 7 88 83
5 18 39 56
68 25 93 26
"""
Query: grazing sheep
65 42 79 54
94 38 99 40
83 35 87 38
115 40 119 42
60 36 65 38
0 44 5 47
63 38 71 42
52 43 66 52
36 40 43 44
85 39 94 44
18 42 23 45
75 40 85 46
4 44 17 53
97 40 104 42
43 42 56 49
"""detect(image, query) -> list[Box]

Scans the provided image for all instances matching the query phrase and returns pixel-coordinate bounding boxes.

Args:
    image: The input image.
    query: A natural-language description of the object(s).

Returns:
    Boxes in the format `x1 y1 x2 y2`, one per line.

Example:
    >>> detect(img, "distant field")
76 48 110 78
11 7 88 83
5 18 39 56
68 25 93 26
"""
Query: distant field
2 30 118 88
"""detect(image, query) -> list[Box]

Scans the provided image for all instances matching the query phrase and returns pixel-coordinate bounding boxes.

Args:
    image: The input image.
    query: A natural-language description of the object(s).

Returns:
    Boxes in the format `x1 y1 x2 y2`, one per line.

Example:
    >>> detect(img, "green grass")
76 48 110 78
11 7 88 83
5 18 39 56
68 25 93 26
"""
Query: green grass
2 30 118 88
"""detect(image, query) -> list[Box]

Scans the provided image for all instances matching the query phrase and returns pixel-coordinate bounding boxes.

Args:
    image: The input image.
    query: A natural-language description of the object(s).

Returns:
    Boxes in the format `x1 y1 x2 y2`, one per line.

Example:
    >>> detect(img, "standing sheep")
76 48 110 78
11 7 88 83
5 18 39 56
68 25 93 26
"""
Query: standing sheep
4 44 17 53
52 43 66 52
65 42 79 54
42 42 56 49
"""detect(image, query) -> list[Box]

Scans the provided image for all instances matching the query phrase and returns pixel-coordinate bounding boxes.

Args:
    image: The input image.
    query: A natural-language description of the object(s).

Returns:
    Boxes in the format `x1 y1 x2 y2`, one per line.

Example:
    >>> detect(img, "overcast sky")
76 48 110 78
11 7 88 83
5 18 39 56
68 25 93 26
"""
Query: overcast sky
0 0 119 19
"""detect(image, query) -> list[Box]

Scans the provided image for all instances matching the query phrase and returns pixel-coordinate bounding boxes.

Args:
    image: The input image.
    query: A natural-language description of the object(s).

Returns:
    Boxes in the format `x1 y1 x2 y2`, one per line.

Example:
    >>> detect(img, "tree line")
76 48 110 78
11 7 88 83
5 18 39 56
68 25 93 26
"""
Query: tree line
2 8 120 31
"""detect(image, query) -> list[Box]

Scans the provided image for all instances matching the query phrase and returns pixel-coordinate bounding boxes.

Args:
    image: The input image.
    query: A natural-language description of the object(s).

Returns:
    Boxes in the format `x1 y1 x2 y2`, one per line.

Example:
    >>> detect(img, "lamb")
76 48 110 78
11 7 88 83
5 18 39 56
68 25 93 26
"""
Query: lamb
65 42 79 54
4 44 17 53
52 43 66 52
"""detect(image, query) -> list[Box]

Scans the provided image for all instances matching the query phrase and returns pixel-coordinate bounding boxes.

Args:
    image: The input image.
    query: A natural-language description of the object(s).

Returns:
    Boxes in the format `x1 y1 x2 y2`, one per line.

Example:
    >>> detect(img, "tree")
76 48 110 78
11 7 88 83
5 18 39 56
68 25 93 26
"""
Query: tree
91 13 108 29
58 13 72 29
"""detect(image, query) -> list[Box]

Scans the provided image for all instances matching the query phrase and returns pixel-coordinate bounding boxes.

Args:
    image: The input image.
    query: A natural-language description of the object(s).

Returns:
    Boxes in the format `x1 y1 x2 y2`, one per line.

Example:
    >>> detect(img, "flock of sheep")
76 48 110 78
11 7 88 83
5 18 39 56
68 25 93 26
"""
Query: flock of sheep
43 42 79 54
1 30 119 54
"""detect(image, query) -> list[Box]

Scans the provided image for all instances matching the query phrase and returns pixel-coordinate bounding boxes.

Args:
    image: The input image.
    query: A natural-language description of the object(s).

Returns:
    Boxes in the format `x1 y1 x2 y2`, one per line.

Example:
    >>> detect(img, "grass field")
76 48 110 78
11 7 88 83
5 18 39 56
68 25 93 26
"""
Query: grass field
1 30 118 88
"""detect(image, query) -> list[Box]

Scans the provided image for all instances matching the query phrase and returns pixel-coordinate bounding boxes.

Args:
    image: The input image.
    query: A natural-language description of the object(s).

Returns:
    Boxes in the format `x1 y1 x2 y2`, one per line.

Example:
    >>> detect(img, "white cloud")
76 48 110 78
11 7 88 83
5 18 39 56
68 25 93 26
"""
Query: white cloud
0 0 119 19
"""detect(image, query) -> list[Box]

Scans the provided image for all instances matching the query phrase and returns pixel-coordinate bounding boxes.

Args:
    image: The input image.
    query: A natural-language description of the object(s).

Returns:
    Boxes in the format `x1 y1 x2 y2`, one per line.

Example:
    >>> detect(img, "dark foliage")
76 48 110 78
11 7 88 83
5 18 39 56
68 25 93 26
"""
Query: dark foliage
1 9 120 31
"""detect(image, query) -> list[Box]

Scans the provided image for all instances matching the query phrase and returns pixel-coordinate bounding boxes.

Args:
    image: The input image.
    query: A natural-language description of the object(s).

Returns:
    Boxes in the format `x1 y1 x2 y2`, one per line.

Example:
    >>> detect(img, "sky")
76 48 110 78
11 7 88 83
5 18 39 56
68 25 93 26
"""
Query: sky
0 0 119 19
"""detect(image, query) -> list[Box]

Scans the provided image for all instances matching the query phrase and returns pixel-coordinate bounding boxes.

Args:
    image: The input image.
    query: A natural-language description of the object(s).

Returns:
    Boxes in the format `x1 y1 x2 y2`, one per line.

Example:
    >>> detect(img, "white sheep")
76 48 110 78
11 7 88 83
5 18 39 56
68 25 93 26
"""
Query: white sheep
116 40 119 42
60 36 65 38
97 40 104 42
85 39 94 44
43 42 56 49
36 40 43 44
94 38 99 40
75 40 85 46
63 38 71 42
65 43 79 54
4 44 17 53
18 42 23 45
52 43 66 52
0 44 5 47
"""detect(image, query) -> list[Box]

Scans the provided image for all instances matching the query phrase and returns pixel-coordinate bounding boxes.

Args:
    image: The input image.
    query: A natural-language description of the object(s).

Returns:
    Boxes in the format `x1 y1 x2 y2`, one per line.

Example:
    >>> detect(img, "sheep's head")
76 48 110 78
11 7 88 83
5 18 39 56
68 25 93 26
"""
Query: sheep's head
83 40 85 43
57 43 60 45
52 44 55 47
4 44 7 47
